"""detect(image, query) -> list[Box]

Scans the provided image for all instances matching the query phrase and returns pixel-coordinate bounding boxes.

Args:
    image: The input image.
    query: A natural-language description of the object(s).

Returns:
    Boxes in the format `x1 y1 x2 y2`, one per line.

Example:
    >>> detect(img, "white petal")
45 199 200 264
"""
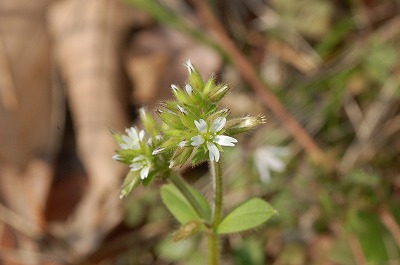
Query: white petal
207 142 220 162
194 119 208 133
139 130 145 141
112 154 121 161
177 105 188 114
121 135 131 144
210 117 226 133
140 166 150 179
185 84 193 96
255 160 271 183
265 155 286 172
171 84 179 92
119 143 130 150
127 127 139 140
184 59 195 74
152 148 165 155
191 135 205 146
130 162 143 171
132 156 144 163
214 135 237 147
178 141 187 148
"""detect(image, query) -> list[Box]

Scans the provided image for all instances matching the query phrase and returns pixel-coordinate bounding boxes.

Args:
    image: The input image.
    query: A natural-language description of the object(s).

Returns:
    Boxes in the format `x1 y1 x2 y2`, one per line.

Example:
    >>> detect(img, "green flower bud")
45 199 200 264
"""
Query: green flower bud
208 84 229 102
111 130 123 145
158 137 184 152
139 108 159 137
157 109 185 130
207 108 231 123
120 171 141 198
171 85 194 105
185 60 204 91
225 115 266 135
169 146 194 168
203 76 216 95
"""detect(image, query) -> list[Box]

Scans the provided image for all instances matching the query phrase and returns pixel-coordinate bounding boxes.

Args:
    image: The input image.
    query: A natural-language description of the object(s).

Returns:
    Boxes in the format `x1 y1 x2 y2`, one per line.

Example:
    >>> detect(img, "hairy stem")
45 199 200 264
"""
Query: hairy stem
208 230 220 265
208 160 223 265
210 160 223 225
168 171 209 221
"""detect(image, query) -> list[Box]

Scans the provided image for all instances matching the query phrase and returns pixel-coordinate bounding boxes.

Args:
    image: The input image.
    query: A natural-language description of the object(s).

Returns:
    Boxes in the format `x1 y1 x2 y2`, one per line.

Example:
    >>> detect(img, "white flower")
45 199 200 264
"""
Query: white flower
129 155 152 179
177 104 188 114
152 147 165 155
185 84 193 96
254 146 289 182
112 154 122 161
190 118 237 162
178 141 187 148
184 59 195 74
120 127 144 150
171 84 179 93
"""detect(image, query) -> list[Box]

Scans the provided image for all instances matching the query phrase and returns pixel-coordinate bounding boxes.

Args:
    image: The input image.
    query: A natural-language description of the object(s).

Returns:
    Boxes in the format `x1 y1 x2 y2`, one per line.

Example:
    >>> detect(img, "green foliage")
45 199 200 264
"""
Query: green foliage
232 237 266 265
348 211 399 264
217 198 277 234
160 184 211 224
114 1 400 263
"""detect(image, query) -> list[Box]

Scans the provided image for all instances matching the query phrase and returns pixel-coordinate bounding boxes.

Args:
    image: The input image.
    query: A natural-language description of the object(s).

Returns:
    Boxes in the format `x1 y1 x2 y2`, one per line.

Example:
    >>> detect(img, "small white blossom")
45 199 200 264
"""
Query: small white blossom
254 146 289 182
152 147 165 155
112 154 122 161
177 104 188 114
184 60 195 74
185 84 193 96
190 118 237 162
130 155 152 179
171 84 179 93
178 141 187 148
120 127 144 150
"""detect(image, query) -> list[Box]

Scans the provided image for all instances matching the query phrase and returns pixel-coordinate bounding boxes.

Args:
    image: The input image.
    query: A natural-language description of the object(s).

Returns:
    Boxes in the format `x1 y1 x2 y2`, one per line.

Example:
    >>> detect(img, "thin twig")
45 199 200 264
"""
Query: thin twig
340 73 399 172
190 0 326 164
349 234 367 265
380 208 400 248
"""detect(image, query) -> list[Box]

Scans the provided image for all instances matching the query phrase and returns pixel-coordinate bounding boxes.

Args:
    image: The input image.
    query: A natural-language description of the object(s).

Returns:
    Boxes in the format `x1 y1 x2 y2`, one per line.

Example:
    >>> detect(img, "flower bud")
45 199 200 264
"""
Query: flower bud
157 109 185 130
208 84 229 102
169 146 194 168
184 60 204 92
203 76 216 95
207 108 231 122
225 115 266 135
111 130 123 145
159 137 185 152
120 171 141 199
174 88 194 105
139 108 159 137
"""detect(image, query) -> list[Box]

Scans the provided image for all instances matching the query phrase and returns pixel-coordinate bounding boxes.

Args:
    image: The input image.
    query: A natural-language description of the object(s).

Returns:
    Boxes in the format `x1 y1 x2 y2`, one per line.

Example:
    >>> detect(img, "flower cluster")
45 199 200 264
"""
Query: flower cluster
112 109 170 198
113 60 265 198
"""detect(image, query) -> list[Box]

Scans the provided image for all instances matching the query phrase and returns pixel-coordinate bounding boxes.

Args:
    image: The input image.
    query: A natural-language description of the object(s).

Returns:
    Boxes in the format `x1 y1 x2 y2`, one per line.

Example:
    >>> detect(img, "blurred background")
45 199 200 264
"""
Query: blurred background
0 0 399 264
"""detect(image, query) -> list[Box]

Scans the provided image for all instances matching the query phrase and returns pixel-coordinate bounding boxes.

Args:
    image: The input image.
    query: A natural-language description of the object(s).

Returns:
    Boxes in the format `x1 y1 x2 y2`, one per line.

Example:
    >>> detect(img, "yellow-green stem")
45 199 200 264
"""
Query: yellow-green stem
208 230 220 265
208 160 223 265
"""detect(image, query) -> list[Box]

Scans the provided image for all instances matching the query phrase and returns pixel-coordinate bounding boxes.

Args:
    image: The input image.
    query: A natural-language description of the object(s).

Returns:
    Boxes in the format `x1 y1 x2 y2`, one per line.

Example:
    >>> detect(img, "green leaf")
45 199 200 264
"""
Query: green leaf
217 198 277 234
161 184 211 224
